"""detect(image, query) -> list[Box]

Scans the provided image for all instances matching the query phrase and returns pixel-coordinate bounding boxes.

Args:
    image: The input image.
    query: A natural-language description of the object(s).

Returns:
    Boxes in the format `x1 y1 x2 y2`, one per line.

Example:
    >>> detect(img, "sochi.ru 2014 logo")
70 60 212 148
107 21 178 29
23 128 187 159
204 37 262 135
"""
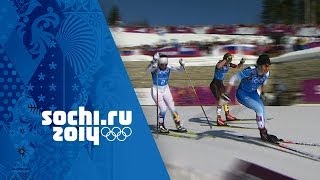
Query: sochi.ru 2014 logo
42 107 132 145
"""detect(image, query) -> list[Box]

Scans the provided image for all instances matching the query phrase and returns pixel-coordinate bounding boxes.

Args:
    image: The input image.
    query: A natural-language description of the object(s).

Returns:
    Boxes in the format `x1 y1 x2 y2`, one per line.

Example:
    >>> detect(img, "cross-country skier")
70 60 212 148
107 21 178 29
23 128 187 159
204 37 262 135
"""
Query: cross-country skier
210 53 245 126
225 54 278 143
146 52 187 133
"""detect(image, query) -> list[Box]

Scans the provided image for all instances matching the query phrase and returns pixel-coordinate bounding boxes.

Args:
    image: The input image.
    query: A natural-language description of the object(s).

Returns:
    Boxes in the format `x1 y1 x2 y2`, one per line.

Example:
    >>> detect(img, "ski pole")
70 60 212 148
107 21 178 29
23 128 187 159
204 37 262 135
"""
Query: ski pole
156 68 159 136
181 62 212 129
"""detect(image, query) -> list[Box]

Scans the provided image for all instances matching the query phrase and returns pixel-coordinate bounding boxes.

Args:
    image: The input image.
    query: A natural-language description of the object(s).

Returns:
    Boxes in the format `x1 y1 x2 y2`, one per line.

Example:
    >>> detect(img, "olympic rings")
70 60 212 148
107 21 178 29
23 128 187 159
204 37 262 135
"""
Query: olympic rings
252 77 265 84
100 126 132 141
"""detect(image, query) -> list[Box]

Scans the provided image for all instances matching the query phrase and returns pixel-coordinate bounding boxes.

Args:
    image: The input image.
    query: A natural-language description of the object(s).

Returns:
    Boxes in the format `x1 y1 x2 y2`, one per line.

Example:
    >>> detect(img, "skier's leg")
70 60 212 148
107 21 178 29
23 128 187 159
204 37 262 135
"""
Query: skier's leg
163 87 187 132
151 87 169 133
210 79 227 126
236 90 266 129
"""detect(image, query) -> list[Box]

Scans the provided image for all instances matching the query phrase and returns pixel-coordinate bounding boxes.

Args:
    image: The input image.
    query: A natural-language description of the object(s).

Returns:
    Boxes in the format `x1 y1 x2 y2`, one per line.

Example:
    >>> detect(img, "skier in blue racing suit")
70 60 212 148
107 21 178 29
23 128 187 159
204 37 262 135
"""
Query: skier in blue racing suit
225 54 278 143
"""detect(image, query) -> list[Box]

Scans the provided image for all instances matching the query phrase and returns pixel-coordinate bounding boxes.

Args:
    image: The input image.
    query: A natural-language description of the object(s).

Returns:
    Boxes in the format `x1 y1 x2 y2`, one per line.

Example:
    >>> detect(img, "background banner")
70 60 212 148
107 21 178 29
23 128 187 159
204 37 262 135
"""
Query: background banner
303 78 320 103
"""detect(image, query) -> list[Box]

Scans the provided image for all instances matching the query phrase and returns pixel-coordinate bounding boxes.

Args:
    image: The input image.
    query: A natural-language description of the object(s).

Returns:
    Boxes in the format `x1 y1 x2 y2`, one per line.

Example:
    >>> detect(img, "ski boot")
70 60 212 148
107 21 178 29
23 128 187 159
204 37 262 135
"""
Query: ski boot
172 112 187 132
217 115 228 126
259 128 279 143
158 123 169 134
223 104 237 121
175 121 187 133
225 113 238 121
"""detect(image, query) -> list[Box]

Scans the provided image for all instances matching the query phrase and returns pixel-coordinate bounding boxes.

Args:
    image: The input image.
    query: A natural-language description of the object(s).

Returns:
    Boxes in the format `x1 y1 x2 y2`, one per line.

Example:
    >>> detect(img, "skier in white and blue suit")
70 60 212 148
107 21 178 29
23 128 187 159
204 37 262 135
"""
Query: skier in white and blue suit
225 54 278 143
146 52 187 134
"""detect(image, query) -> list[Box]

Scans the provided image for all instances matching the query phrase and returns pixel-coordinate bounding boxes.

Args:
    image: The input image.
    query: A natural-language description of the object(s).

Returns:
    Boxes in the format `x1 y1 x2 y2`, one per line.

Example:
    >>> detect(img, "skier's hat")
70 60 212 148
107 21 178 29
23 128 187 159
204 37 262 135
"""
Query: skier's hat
257 54 271 65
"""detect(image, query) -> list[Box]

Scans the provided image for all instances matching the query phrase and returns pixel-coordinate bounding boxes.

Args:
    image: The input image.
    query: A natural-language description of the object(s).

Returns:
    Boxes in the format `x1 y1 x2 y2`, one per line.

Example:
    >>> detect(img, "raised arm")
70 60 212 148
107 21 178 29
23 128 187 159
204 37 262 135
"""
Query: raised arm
169 58 185 72
146 60 158 73
237 58 246 69
146 52 160 72
216 59 228 69
230 58 246 69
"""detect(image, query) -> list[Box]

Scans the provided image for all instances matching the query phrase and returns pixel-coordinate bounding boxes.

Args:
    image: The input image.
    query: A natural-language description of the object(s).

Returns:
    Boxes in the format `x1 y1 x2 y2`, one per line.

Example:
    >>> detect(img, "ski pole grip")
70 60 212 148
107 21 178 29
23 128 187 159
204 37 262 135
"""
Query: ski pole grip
222 93 231 101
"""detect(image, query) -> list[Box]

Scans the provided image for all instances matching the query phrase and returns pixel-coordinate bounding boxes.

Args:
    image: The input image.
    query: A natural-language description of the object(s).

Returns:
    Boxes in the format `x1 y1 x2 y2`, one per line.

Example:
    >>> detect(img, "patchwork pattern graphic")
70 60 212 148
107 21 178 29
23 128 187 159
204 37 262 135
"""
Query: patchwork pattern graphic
0 46 25 128
0 0 169 179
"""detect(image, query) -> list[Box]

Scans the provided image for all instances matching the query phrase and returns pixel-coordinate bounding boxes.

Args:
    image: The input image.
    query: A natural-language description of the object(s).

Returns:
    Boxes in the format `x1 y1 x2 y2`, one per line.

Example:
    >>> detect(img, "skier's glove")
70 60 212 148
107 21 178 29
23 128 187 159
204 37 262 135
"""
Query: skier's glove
152 62 158 68
179 58 185 67
153 52 160 62
260 92 267 101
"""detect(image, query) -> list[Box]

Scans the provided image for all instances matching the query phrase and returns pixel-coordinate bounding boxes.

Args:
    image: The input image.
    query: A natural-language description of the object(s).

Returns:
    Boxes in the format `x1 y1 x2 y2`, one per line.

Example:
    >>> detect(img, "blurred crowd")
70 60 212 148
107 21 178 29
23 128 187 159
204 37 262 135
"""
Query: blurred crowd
115 24 320 36
114 24 320 58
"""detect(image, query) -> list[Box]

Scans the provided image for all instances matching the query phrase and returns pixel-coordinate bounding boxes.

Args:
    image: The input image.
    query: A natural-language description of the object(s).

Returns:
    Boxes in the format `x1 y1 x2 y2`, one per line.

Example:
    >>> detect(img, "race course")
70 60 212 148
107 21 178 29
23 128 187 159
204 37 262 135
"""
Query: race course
142 105 320 180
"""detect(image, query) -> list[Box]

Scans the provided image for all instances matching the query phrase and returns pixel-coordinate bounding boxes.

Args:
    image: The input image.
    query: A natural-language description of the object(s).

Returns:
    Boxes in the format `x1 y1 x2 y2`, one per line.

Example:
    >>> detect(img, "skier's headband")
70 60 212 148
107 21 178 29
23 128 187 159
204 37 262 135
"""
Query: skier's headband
158 56 168 65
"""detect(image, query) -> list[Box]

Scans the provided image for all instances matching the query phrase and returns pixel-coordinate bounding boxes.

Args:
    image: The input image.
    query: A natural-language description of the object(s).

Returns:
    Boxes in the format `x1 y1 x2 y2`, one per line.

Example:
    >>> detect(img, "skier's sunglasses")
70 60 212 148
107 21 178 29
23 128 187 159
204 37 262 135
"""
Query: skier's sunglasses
226 56 233 61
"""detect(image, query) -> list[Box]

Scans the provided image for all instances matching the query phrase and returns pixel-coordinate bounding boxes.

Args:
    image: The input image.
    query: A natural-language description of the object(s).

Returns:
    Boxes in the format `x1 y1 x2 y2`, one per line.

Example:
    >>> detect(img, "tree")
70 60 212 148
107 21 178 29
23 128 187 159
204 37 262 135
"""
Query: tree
295 0 305 24
261 0 315 24
281 0 295 24
316 1 320 24
108 5 121 26
261 0 282 24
